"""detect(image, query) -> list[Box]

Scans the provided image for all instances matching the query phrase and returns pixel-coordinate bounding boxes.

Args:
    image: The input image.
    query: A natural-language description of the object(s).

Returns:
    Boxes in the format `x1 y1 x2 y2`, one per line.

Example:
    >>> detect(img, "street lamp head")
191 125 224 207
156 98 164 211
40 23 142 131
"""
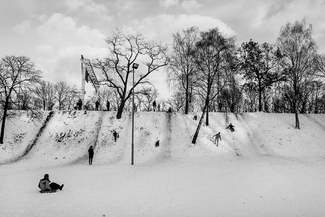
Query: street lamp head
132 63 139 69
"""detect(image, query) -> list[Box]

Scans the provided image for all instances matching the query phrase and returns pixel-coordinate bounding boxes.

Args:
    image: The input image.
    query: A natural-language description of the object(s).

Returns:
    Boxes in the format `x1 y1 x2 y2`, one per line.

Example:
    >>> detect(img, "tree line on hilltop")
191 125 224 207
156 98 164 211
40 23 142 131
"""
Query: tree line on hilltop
1 19 325 144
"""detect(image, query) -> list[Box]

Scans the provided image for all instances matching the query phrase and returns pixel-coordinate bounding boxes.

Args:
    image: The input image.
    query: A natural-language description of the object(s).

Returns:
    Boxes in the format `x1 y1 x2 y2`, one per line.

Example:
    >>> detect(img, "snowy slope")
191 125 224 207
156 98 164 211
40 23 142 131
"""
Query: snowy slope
0 111 49 164
241 113 325 158
2 111 325 164
95 112 172 165
1 111 325 217
21 110 103 166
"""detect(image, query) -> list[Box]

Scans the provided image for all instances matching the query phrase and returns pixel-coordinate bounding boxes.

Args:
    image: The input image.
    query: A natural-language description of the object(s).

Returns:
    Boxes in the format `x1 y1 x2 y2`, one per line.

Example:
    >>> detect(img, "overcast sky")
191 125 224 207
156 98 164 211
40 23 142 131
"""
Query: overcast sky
1 0 324 99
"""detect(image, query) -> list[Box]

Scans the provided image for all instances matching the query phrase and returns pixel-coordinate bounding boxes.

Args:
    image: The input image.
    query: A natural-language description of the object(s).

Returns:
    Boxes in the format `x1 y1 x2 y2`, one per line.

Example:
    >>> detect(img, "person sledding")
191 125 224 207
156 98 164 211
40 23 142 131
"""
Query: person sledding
38 174 64 193
226 123 235 132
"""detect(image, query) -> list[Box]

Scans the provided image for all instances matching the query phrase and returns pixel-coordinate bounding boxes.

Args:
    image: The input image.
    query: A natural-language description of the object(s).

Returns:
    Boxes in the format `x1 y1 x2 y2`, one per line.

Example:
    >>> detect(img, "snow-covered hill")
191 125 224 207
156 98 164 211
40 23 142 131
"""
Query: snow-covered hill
2 111 325 165
1 111 325 217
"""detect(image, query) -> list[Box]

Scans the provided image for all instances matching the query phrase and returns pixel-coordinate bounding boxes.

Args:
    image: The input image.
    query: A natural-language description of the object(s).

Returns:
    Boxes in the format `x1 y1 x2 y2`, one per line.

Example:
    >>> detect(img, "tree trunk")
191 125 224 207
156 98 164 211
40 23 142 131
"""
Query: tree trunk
192 103 207 144
116 100 126 119
258 88 262 112
295 111 300 129
294 97 300 129
205 97 210 126
185 77 189 114
205 84 211 126
192 110 206 144
0 99 9 144
294 81 300 129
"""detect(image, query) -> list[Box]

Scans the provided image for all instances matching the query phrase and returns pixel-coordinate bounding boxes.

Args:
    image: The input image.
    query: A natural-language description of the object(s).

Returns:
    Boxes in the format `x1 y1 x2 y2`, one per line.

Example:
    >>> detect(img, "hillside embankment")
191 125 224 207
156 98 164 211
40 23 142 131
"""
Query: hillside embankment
1 111 325 165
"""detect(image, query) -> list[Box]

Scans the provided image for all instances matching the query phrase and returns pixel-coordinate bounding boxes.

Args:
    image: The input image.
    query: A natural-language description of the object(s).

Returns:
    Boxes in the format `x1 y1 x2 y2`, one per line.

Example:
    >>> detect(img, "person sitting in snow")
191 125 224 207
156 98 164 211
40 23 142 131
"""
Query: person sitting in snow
226 123 235 132
38 174 64 193
212 132 222 146
88 146 94 165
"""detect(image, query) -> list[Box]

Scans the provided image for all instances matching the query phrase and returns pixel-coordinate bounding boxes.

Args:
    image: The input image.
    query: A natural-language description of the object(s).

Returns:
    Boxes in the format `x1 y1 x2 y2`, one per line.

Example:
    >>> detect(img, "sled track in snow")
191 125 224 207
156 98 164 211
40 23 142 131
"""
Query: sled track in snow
151 112 173 164
1 111 55 165
304 114 325 131
109 112 132 164
165 112 172 158
238 114 273 157
69 111 106 165
224 112 229 124
181 114 195 142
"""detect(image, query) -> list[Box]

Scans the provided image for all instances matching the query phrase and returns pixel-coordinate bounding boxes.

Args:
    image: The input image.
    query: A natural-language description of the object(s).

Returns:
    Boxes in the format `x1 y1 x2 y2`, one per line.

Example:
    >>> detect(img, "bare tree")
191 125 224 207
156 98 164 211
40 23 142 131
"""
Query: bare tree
33 80 56 110
18 87 35 110
54 81 73 110
277 19 319 129
138 86 158 111
65 85 79 110
96 87 119 111
219 74 243 113
93 30 169 119
168 26 199 114
239 40 284 111
166 90 186 112
0 55 42 144
191 28 236 144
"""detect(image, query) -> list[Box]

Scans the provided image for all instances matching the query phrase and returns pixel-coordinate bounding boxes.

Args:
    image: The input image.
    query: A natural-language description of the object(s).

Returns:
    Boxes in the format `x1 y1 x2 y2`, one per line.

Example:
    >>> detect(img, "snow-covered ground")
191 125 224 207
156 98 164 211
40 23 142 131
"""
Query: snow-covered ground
1 111 325 217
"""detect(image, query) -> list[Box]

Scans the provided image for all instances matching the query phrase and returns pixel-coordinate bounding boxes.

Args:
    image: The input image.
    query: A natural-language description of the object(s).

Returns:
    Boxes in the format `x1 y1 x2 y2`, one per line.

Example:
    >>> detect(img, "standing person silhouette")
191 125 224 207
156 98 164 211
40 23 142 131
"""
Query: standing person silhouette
88 146 94 165
113 131 119 142
212 132 222 146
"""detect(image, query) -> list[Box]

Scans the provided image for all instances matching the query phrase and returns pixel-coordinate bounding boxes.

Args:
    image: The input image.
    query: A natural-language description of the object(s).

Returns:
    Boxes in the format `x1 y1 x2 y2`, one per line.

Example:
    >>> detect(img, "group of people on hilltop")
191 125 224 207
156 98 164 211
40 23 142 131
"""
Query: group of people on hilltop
75 98 160 112
75 99 111 111
76 99 163 112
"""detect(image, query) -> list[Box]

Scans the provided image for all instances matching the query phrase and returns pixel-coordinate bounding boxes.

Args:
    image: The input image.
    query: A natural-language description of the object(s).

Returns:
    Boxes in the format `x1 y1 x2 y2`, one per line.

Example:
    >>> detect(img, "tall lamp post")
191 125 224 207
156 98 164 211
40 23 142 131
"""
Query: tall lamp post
131 62 139 165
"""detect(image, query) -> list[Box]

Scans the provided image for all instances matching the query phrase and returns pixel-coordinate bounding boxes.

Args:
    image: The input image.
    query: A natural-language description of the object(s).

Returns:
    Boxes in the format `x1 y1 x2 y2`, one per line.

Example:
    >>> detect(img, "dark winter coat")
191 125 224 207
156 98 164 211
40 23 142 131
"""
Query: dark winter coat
38 178 51 191
88 148 94 158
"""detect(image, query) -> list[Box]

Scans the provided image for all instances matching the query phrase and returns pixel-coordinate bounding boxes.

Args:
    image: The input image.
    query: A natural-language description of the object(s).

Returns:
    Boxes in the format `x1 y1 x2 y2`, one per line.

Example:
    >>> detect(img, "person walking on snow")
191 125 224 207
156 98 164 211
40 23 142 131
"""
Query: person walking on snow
38 174 64 193
212 132 222 146
88 146 94 165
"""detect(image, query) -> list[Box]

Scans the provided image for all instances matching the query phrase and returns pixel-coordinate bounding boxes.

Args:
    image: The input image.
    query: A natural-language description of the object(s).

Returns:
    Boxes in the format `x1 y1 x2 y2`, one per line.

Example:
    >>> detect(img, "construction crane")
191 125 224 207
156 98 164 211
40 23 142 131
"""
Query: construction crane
80 55 100 104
